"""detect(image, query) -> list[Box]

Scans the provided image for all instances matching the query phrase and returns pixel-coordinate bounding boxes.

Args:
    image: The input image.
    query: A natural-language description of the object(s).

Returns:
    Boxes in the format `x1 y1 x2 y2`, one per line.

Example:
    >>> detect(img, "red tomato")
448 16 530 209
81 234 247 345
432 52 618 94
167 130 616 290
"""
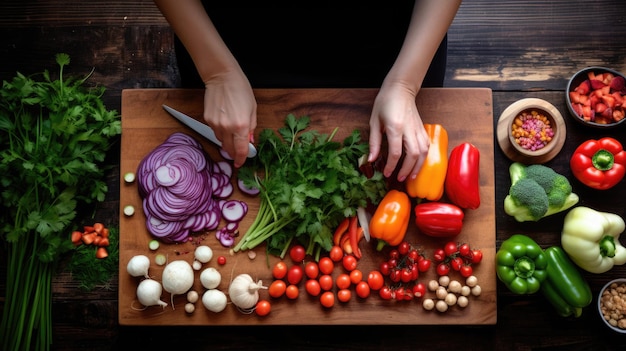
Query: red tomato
285 284 299 299
451 256 464 271
388 249 400 260
355 281 371 298
336 273 351 290
460 265 474 278
379 261 391 276
436 262 450 276
272 261 288 279
329 245 344 262
268 280 286 298
255 300 271 316
289 244 306 263
319 274 334 291
305 279 321 296
408 249 420 262
397 241 411 255
412 282 426 298
287 264 304 285
400 268 413 283
367 270 384 290
379 286 393 300
320 291 335 308
217 256 227 265
318 257 334 275
418 258 432 272
342 254 357 272
433 248 446 262
458 243 471 257
444 241 458 257
349 269 363 284
337 289 352 303
304 261 319 279
471 249 483 264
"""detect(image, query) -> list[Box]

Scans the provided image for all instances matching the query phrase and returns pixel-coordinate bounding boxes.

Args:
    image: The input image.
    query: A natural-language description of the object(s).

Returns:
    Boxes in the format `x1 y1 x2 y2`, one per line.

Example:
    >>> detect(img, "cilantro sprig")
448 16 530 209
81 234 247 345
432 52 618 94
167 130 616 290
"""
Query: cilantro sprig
0 54 120 351
234 114 386 260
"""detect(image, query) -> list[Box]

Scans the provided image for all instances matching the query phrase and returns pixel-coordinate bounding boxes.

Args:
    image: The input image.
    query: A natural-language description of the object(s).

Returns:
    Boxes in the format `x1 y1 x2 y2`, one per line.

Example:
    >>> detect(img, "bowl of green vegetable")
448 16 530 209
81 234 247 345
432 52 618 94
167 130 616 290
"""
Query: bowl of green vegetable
598 278 626 333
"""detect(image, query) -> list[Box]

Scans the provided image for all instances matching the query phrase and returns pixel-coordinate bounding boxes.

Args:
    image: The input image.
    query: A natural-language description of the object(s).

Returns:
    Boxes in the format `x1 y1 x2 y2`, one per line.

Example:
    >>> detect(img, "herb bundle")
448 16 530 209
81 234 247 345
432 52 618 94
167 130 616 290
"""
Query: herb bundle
234 114 387 260
0 54 121 351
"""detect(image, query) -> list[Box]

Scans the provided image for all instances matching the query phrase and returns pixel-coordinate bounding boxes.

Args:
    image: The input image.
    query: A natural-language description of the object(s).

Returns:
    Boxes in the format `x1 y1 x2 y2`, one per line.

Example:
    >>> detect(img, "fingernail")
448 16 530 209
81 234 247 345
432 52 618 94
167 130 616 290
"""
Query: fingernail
367 153 373 162
398 175 406 182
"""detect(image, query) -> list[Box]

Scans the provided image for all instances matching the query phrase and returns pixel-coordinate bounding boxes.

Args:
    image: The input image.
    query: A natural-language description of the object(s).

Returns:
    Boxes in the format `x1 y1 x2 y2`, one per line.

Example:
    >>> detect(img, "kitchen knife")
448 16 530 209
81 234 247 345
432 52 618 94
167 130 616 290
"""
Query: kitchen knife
162 104 257 158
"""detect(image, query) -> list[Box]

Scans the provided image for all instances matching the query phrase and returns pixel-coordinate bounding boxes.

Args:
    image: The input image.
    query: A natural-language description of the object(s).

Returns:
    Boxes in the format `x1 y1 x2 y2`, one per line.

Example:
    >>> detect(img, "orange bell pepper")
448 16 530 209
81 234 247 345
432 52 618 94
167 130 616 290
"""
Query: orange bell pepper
369 189 411 250
405 124 448 201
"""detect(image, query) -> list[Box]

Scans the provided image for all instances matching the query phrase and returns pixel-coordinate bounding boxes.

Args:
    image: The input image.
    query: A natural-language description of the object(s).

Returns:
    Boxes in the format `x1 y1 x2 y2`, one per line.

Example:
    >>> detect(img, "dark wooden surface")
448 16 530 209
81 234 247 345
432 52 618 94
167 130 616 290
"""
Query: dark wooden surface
2 1 626 350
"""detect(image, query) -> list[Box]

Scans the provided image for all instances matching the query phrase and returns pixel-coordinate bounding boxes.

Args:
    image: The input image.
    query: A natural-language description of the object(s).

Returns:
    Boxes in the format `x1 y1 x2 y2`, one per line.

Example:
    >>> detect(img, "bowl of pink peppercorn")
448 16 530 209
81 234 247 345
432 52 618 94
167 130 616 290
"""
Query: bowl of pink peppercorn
497 98 566 164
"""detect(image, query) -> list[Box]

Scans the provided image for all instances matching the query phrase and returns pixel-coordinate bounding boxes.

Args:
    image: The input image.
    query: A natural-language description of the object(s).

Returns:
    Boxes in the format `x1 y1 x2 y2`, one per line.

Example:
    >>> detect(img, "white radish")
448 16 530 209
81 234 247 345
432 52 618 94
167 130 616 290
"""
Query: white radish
127 255 150 279
200 267 221 290
161 260 195 309
136 279 167 309
194 245 213 264
228 274 267 310
202 289 228 313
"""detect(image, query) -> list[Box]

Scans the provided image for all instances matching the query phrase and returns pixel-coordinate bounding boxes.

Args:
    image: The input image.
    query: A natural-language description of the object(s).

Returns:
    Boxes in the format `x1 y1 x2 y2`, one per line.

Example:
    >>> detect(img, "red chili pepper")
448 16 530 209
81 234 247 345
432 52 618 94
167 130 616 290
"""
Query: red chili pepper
414 202 464 238
570 137 626 190
445 142 481 209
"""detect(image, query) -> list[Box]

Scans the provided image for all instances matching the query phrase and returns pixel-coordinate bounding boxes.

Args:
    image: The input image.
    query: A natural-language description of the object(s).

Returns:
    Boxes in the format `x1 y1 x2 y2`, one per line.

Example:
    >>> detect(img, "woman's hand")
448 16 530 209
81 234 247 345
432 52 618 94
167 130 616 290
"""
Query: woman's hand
368 83 429 182
203 68 257 168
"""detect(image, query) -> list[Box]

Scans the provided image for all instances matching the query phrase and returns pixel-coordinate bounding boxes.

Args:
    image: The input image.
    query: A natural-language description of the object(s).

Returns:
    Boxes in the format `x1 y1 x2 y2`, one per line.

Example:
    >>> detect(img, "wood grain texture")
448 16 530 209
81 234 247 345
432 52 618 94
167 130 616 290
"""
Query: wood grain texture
118 88 496 326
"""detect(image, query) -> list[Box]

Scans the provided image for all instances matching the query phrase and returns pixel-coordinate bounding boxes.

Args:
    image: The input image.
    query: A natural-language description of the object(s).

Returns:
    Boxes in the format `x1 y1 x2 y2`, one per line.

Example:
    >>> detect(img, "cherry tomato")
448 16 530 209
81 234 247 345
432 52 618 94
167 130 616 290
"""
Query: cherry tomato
412 282 426 298
319 274 334 291
436 262 450 276
458 243 471 257
379 262 391 276
387 258 398 268
395 287 406 301
305 279 321 296
408 249 420 262
285 284 299 299
217 256 227 265
379 286 393 300
367 270 384 290
318 257 334 275
320 291 335 308
272 261 288 279
433 248 446 262
336 273 351 290
460 265 474 278
451 256 464 271
342 254 358 272
397 241 411 255
444 241 458 257
355 281 371 298
418 258 431 273
388 249 400 260
410 263 419 280
471 249 483 264
389 268 401 283
329 245 344 262
287 264 304 285
337 289 352 303
400 268 413 283
289 244 306 263
268 280 287 298
304 261 319 279
349 269 363 284
255 300 271 316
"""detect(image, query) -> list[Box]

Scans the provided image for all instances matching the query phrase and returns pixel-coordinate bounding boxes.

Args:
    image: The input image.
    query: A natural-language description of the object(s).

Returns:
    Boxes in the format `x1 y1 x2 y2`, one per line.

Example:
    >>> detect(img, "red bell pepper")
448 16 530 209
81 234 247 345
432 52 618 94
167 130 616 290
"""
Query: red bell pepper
570 137 626 190
414 202 464 238
445 142 481 209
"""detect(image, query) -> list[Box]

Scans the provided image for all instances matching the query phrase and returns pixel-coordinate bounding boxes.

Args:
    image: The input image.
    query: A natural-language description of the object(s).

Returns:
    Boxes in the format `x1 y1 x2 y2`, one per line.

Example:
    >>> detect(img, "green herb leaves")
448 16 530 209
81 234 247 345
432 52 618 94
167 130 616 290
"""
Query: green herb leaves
235 114 386 259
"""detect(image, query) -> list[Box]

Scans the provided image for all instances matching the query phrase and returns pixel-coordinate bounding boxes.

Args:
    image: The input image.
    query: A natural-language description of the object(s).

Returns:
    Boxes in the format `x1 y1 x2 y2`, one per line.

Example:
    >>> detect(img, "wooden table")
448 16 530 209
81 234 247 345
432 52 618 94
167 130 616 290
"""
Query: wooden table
28 89 624 350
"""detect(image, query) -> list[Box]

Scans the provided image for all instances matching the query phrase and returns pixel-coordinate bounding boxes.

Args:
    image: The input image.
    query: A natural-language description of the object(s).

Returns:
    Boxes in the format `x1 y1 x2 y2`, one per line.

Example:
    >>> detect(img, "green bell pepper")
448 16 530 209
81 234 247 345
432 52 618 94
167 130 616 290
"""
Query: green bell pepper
496 234 548 294
540 246 592 317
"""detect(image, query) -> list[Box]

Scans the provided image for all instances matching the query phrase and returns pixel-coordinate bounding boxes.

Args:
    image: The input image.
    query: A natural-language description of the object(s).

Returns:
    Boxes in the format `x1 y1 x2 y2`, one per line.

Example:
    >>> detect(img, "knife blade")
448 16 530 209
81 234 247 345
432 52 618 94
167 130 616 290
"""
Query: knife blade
162 104 257 158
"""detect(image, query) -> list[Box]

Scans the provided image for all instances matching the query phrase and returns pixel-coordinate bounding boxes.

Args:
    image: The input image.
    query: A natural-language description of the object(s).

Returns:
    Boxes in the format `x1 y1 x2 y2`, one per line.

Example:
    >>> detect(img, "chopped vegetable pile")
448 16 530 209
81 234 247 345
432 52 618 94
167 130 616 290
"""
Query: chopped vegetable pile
235 114 387 259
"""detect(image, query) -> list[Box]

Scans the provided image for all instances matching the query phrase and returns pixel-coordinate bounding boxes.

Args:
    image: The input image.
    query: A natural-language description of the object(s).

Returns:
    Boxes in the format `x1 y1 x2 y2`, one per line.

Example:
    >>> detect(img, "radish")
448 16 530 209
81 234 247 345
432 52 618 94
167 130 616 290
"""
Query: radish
136 279 168 309
200 267 221 289
194 245 213 264
127 255 150 279
161 260 194 309
202 289 228 313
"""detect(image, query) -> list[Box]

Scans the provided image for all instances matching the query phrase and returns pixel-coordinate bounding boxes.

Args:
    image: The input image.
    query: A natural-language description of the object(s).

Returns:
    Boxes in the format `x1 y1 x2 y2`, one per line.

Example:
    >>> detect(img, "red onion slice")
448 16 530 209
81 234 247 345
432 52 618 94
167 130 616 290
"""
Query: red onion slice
221 200 248 223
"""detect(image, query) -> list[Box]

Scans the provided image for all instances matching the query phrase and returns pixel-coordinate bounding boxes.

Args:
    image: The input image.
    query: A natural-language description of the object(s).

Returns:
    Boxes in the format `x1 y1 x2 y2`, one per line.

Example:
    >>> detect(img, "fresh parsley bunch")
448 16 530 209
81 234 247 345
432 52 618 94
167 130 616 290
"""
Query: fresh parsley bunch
235 114 387 260
0 53 121 351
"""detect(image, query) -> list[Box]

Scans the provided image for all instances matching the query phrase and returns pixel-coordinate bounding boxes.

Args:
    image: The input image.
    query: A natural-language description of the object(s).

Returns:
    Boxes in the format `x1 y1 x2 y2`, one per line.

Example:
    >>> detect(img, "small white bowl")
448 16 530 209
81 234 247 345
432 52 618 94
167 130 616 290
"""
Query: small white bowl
597 278 626 334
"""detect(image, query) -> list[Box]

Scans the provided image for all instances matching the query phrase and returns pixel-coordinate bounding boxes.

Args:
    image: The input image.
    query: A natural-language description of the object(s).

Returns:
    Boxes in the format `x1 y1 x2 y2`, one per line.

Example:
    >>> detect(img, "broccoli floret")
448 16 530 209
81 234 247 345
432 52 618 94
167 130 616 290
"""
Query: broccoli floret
504 162 579 222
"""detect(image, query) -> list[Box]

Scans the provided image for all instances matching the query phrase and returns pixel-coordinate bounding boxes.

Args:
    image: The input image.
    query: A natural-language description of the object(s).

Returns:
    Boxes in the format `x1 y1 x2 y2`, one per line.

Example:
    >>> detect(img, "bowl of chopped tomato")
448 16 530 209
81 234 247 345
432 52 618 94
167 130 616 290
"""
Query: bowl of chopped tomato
566 67 626 128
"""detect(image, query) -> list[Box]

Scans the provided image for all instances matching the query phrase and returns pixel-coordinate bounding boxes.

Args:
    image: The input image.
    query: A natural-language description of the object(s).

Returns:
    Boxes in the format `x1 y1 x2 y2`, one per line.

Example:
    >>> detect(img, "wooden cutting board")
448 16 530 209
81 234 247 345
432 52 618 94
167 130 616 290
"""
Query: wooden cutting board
119 88 496 326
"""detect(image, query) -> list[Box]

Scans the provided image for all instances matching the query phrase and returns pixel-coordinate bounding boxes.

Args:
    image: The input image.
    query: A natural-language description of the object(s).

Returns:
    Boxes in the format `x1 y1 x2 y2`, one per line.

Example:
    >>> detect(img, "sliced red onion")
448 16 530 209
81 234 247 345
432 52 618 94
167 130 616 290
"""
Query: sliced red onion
237 178 260 196
224 221 239 233
221 200 248 223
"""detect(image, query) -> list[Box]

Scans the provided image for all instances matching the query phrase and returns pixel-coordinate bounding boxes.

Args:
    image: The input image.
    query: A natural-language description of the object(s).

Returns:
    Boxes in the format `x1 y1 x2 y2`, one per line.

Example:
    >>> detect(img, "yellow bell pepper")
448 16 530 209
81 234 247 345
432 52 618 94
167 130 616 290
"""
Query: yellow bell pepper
369 189 411 250
405 124 448 201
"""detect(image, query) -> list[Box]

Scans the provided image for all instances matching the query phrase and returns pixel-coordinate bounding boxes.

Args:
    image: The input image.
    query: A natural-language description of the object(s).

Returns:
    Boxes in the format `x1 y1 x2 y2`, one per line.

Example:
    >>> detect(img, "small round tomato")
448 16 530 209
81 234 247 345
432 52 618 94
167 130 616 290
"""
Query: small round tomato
285 284 299 299
400 268 413 283
355 281 371 298
337 289 351 303
444 241 458 257
305 279 321 296
389 268 401 283
287 264 304 285
418 258 432 272
272 261 288 279
342 254 357 272
217 256 227 265
329 245 344 262
320 291 335 308
304 261 319 279
397 241 411 255
378 286 393 300
318 274 334 291
255 300 271 316
436 262 450 276
268 280 287 298
408 249 420 262
349 269 363 284
460 265 474 278
388 249 400 260
412 282 426 298
336 273 351 290
433 248 446 262
379 261 391 276
458 243 471 257
471 249 483 264
451 256 464 271
289 244 306 263
367 270 384 290
318 257 334 275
